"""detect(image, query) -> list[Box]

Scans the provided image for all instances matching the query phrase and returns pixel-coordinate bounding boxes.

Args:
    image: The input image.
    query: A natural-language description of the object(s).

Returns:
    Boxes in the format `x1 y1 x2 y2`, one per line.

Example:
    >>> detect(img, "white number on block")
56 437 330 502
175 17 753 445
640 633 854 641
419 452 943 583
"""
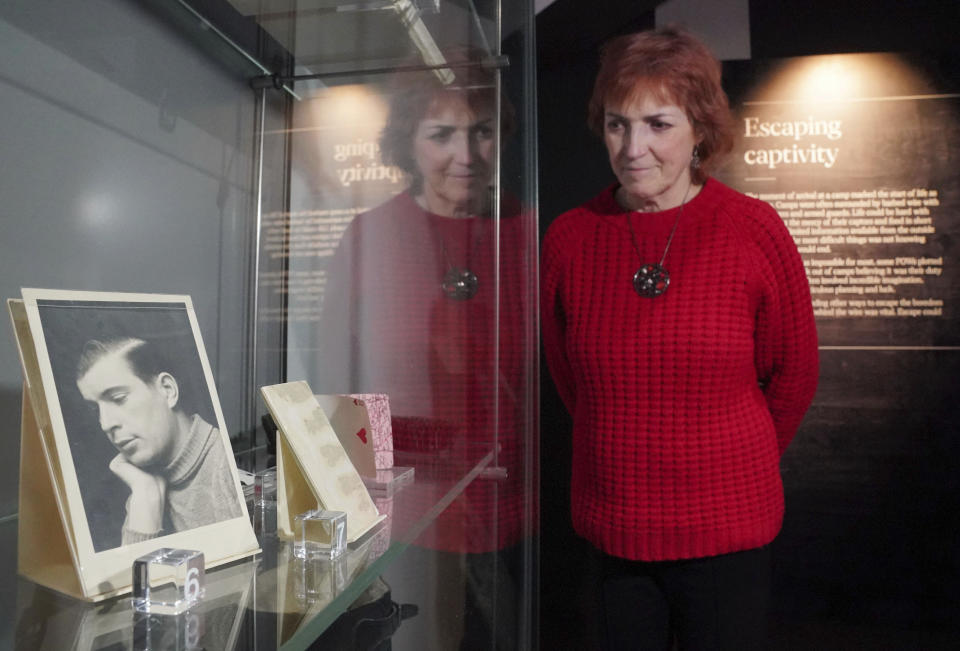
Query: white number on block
185 567 202 601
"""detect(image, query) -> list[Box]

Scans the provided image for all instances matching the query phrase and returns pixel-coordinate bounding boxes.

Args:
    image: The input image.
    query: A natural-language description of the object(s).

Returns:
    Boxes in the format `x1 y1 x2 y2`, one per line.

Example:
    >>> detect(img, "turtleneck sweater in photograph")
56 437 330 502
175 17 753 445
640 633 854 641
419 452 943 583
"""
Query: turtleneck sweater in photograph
541 177 819 561
121 414 243 545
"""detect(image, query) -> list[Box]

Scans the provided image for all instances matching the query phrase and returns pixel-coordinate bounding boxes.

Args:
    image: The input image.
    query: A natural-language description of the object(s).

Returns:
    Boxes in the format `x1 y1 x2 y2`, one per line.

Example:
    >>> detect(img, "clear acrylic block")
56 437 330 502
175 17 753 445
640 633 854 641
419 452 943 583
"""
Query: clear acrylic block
254 467 277 504
132 548 205 615
362 466 414 498
294 509 347 560
253 467 278 536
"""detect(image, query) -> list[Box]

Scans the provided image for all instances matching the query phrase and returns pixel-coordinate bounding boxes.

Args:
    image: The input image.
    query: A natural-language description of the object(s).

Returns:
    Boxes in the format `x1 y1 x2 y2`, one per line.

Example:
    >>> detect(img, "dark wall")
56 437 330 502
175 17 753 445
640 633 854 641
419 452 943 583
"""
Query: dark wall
536 1 960 647
750 0 960 58
536 1 658 236
721 52 960 642
744 0 960 642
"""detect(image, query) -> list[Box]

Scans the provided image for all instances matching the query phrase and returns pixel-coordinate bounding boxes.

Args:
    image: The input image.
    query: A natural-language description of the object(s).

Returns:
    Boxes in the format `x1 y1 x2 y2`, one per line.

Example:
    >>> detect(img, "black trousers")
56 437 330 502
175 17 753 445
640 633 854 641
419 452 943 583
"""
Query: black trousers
599 546 772 651
460 544 525 651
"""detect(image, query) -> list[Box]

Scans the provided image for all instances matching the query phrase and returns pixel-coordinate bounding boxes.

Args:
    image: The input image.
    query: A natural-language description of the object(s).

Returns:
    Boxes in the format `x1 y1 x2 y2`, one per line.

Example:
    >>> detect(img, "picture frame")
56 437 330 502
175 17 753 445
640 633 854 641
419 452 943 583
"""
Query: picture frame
10 289 260 601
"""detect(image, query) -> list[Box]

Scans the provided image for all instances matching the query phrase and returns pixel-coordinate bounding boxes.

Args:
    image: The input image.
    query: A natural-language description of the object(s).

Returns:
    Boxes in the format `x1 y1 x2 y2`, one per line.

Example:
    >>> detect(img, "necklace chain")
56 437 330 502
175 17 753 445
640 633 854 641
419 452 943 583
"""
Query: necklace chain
624 183 692 298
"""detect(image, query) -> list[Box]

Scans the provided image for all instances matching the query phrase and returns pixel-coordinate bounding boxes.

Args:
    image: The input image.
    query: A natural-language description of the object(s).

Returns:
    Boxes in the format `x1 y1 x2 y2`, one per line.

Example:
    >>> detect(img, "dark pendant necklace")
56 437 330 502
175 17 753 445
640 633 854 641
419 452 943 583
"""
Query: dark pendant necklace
632 262 670 297
625 185 691 298
441 267 479 300
438 226 481 300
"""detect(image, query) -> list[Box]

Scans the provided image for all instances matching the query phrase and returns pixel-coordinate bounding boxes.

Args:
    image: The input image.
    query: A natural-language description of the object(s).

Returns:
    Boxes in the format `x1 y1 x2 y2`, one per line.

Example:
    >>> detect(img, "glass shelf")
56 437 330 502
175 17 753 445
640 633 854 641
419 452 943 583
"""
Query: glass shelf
6 449 496 650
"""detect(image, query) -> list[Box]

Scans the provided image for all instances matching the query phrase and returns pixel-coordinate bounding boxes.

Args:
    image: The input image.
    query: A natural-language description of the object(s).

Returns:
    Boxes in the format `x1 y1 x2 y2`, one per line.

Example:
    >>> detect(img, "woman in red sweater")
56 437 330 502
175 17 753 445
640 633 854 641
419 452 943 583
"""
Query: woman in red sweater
540 27 819 650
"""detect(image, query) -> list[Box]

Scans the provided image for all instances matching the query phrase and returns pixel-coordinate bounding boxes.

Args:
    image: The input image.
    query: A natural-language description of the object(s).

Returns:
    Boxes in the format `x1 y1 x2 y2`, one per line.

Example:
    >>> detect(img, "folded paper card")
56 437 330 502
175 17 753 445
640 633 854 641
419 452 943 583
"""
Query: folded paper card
260 382 384 543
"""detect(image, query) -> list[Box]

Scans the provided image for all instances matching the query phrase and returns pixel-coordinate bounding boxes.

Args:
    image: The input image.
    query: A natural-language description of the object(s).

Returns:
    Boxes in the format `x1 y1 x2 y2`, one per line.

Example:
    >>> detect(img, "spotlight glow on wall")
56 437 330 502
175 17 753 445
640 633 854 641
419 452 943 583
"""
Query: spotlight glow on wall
796 58 863 101
748 53 925 104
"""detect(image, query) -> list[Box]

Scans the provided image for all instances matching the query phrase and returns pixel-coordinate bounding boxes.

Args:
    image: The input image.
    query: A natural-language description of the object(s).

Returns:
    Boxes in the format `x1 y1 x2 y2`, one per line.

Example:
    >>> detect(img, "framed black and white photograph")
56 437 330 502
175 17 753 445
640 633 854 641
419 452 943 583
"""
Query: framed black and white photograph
14 289 260 600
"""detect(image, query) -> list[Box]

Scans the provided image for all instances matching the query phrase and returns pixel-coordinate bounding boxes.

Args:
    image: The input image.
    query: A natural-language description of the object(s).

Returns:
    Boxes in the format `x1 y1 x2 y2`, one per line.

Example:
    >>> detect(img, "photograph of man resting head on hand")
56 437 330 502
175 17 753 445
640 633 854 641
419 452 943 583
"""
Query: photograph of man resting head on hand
34 296 245 553
75 336 243 547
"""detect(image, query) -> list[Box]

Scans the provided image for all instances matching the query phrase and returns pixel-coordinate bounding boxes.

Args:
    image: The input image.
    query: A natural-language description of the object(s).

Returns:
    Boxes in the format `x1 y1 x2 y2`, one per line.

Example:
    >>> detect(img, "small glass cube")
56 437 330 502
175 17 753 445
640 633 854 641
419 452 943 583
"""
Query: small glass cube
294 509 347 560
254 467 277 504
253 467 278 536
132 548 205 615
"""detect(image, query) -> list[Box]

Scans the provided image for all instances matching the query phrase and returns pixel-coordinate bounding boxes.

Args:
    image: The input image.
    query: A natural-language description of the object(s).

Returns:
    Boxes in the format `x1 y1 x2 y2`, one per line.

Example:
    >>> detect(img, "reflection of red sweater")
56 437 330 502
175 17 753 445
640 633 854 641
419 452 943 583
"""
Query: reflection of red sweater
321 191 535 553
541 179 819 561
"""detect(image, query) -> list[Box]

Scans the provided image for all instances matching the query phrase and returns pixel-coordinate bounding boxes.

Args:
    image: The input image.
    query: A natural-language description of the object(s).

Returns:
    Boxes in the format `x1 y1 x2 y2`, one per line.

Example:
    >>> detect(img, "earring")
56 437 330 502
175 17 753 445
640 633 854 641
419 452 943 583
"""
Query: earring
691 145 701 170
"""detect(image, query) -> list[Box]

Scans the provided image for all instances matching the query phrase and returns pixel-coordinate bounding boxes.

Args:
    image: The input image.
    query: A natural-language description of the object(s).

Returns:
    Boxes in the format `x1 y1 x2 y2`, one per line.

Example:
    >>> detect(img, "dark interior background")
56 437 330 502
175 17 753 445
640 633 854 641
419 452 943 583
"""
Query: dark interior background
536 1 960 648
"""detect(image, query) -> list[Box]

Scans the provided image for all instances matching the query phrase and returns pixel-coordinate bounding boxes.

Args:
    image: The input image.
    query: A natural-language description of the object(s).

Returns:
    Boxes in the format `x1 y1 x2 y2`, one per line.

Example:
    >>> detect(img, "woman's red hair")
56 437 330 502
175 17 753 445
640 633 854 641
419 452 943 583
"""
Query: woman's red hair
587 26 735 183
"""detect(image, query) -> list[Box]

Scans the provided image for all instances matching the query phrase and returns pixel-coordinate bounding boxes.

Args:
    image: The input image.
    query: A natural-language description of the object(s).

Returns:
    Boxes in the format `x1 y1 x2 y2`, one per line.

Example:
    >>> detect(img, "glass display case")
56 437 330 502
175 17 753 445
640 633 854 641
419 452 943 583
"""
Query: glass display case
0 0 538 648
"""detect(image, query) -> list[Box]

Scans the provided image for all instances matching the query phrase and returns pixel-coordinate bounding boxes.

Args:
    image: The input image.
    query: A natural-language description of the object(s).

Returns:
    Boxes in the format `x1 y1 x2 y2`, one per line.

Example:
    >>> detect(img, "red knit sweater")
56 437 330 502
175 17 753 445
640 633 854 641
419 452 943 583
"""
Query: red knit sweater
541 178 819 561
320 191 535 553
